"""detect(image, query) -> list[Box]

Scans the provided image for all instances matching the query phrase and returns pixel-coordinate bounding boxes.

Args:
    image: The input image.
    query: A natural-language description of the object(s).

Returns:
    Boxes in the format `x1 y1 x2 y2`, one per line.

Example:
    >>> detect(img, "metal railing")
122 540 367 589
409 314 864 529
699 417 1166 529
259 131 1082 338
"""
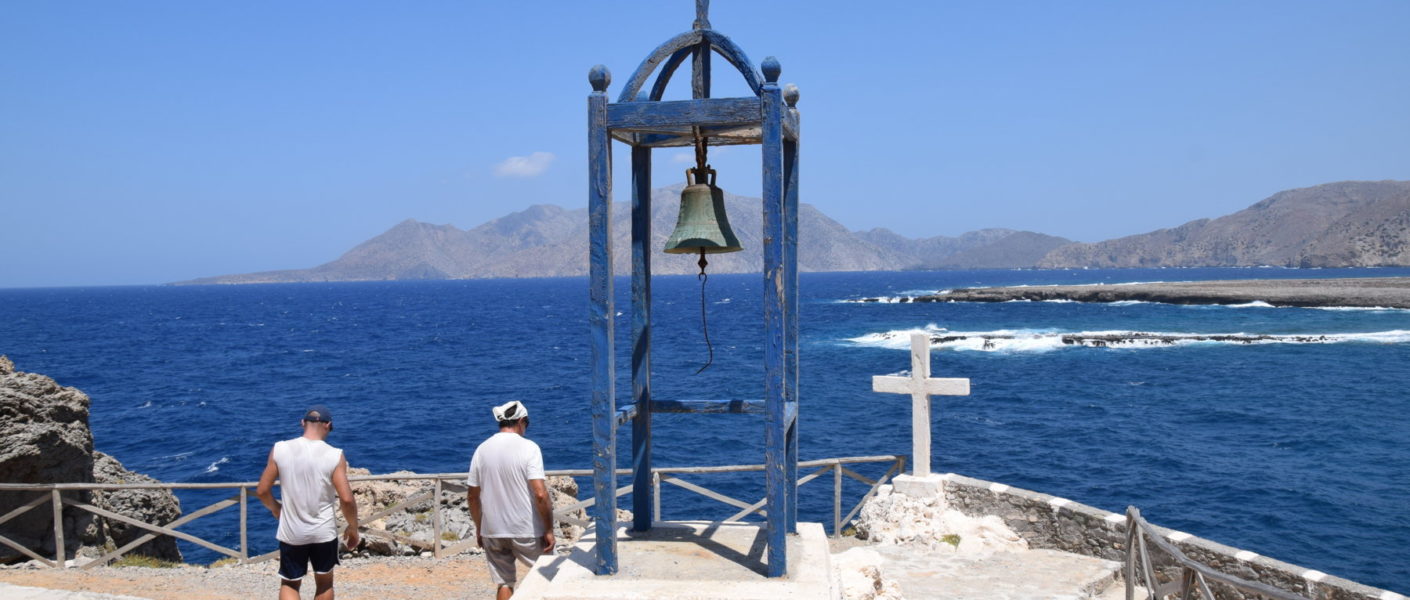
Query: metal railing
1124 506 1309 600
0 455 903 569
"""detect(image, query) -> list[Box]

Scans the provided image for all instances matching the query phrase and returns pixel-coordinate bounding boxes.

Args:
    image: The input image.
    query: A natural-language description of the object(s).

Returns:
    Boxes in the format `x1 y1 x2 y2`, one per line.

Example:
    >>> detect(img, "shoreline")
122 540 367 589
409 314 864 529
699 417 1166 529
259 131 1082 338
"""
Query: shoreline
877 277 1410 308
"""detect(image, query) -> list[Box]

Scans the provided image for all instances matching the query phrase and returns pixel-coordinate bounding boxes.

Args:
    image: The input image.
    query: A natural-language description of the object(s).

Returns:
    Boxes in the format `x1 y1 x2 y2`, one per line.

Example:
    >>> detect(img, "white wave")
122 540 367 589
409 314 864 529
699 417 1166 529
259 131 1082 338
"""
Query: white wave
1226 301 1275 308
204 457 230 473
845 328 1410 353
139 400 152 408
1311 305 1409 312
840 296 908 304
1108 300 1152 306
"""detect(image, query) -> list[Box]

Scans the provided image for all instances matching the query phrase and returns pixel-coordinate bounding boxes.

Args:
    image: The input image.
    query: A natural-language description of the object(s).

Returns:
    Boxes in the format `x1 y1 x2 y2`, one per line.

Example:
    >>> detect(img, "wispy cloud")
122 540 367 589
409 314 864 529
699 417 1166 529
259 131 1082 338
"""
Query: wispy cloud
493 152 555 177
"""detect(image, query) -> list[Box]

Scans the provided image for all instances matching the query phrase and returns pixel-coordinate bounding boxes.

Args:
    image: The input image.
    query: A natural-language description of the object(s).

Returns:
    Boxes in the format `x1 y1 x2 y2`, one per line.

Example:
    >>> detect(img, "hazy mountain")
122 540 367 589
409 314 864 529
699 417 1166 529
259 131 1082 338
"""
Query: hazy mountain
182 185 1065 284
1038 180 1410 268
180 180 1408 284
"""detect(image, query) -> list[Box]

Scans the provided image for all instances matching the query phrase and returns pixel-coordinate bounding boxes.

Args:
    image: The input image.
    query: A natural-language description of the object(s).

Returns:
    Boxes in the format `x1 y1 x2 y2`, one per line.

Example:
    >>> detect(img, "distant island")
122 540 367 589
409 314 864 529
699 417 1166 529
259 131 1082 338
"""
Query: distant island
866 277 1410 309
178 180 1410 284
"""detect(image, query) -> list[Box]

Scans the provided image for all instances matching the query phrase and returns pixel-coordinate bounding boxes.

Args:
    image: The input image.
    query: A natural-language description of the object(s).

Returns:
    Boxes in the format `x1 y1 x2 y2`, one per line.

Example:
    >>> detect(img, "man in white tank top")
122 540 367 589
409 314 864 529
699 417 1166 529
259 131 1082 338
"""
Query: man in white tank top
256 405 360 600
467 400 555 600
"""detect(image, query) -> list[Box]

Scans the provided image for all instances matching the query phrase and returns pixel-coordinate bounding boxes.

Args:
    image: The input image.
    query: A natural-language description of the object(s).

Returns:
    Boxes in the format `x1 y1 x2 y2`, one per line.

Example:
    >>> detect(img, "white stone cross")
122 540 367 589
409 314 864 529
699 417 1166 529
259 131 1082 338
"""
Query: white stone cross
871 333 970 478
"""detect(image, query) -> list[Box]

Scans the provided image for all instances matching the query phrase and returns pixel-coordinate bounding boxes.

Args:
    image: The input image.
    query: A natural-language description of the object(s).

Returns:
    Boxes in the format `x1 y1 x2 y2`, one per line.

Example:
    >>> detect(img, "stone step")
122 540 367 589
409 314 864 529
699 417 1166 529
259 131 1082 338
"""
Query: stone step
870 546 1124 600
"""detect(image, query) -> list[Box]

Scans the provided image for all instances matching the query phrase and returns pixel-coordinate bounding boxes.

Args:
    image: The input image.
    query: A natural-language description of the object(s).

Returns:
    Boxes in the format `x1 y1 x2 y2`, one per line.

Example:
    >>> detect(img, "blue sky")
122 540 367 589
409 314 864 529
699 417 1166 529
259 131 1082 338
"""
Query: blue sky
2 1 1407 287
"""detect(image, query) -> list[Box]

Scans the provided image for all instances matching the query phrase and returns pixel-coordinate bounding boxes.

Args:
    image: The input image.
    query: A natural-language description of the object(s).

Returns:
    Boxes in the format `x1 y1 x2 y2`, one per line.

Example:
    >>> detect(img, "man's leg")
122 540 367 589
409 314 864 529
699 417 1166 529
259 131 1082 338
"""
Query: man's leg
309 538 340 600
277 541 308 600
313 571 335 600
497 584 514 600
279 579 301 600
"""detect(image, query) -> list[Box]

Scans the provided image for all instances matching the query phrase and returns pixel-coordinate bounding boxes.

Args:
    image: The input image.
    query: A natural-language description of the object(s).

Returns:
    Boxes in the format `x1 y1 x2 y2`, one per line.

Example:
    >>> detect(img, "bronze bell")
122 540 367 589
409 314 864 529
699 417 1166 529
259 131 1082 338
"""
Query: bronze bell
664 167 742 263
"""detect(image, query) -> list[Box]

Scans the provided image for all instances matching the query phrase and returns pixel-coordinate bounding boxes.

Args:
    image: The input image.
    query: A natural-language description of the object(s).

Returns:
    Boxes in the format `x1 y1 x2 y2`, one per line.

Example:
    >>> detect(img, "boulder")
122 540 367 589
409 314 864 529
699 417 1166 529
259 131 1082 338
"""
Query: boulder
88 452 182 562
0 357 182 563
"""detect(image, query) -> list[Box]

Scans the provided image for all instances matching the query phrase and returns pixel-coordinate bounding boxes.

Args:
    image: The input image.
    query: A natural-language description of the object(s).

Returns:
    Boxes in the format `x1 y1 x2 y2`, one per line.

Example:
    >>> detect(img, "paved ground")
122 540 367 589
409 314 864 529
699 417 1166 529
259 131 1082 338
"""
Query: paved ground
0 583 150 600
871 546 1123 600
2 540 1133 599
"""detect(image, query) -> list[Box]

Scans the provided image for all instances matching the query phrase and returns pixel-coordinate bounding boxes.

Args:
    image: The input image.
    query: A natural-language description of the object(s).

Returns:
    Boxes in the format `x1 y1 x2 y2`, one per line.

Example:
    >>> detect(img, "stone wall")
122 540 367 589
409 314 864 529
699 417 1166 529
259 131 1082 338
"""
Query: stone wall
936 472 1402 600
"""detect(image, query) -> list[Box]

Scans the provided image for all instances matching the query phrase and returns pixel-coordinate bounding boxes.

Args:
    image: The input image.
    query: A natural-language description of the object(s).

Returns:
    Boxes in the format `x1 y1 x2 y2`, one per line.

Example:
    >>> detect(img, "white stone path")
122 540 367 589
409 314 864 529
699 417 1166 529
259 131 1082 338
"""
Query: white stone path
0 583 151 600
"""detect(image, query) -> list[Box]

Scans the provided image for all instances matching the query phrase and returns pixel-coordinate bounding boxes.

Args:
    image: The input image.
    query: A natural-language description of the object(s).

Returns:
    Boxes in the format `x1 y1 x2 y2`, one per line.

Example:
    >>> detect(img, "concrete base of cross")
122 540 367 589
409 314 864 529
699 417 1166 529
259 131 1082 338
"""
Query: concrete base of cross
892 473 946 498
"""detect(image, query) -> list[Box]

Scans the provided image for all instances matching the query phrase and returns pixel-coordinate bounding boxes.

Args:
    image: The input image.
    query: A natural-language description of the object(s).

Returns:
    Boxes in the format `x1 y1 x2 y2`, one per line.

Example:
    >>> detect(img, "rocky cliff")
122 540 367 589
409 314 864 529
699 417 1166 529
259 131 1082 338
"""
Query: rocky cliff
0 356 182 564
1038 180 1410 268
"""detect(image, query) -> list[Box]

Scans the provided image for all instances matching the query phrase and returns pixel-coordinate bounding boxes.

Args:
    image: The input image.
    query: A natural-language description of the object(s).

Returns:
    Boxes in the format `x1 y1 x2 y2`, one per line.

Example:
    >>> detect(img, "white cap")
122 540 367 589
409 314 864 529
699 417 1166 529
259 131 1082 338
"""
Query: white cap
492 400 529 422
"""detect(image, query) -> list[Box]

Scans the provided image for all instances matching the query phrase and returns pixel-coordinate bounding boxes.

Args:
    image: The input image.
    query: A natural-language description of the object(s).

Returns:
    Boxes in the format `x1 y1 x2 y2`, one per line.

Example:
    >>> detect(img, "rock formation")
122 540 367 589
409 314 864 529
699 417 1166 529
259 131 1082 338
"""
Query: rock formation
341 467 585 557
0 356 182 563
853 484 1026 554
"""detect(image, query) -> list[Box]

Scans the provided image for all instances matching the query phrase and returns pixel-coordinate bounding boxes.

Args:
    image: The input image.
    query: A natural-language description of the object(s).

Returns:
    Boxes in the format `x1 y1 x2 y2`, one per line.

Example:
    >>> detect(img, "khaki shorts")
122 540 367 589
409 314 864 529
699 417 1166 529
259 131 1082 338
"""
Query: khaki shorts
483 537 543 587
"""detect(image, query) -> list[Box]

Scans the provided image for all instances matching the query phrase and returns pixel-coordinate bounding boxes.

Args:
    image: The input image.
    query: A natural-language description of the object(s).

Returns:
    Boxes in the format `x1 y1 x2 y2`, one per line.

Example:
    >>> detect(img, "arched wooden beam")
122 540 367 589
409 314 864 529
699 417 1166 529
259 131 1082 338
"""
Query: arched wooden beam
649 48 694 101
618 30 763 103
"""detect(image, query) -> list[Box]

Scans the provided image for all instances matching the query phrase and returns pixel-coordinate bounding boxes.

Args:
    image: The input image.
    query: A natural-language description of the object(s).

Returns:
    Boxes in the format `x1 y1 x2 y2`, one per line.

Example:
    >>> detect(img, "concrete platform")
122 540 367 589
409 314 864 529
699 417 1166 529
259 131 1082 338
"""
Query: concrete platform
872 545 1123 600
514 521 835 600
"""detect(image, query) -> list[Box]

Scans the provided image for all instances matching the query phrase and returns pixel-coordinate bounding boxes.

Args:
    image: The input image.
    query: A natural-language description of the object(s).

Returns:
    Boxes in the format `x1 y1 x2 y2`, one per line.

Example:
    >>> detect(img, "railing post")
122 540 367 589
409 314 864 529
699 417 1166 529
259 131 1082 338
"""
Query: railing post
51 489 65 568
239 486 249 562
652 471 661 522
833 462 842 538
432 479 443 559
1125 508 1136 600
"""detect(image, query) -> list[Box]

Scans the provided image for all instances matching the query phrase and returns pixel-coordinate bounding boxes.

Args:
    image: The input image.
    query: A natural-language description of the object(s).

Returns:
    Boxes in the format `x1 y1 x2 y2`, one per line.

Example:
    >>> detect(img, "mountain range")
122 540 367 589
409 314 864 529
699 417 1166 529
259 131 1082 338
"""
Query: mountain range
180 180 1410 284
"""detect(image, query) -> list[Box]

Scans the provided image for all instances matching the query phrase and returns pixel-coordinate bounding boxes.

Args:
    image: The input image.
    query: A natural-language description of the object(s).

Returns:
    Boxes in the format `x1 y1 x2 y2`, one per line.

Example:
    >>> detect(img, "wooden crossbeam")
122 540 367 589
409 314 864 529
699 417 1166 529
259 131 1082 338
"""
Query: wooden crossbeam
84 495 239 569
0 494 48 527
0 531 56 566
840 466 876 486
840 460 902 528
60 497 240 560
661 476 753 513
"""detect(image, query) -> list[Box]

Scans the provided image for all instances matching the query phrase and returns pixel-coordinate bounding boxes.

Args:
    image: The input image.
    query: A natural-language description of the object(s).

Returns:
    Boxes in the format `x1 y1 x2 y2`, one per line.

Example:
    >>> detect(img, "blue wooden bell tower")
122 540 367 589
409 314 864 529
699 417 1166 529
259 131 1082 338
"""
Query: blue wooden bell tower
586 0 802 578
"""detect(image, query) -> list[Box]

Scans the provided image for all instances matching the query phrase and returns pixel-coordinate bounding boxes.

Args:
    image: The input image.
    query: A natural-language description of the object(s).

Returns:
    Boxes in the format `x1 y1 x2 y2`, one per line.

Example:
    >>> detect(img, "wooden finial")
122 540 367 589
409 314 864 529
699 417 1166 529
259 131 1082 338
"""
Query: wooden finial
761 56 781 84
694 0 711 30
783 83 800 107
589 65 611 92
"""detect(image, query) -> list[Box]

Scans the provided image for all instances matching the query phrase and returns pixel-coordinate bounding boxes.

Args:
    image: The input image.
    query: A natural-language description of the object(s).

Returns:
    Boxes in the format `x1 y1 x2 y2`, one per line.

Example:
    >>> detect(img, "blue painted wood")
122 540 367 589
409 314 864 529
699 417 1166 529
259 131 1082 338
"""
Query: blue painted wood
649 48 693 102
607 97 762 130
616 404 639 428
759 55 788 578
618 30 763 102
651 399 765 414
587 67 618 576
618 30 703 103
631 145 654 533
612 131 762 148
693 39 711 100
694 0 711 30
784 133 800 535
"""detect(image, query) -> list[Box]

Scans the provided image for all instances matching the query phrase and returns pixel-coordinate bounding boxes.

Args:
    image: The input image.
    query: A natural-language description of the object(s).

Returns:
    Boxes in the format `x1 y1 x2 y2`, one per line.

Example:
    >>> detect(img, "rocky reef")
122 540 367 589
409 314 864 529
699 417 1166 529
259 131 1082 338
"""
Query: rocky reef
0 356 182 564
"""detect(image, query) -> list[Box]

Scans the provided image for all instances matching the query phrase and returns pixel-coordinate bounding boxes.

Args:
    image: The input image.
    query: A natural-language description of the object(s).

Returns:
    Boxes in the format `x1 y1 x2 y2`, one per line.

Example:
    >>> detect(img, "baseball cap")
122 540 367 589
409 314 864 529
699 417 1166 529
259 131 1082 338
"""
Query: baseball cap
492 400 529 422
303 405 333 423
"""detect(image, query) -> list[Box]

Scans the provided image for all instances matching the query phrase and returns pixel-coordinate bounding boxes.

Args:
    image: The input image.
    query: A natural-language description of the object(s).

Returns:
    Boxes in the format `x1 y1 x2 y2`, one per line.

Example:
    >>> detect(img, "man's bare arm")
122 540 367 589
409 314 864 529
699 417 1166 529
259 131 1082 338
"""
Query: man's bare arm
529 479 555 554
331 455 360 549
254 450 281 519
467 486 483 548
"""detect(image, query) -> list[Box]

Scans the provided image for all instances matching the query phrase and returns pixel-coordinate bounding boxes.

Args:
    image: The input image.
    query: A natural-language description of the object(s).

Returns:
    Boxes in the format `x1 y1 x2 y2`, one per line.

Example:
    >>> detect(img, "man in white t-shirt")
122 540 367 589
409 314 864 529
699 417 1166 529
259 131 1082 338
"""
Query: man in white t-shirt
256 405 360 600
467 400 555 600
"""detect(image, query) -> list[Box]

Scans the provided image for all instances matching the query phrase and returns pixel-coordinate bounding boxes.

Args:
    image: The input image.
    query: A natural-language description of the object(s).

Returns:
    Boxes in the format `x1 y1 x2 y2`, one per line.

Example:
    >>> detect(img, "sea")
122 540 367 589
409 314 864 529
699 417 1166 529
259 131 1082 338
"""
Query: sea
1 267 1407 593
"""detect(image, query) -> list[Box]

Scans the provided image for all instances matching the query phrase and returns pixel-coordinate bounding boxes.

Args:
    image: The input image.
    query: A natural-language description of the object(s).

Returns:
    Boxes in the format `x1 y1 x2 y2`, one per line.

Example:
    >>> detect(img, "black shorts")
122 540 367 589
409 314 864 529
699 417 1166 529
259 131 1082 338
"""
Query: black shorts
278 539 339 581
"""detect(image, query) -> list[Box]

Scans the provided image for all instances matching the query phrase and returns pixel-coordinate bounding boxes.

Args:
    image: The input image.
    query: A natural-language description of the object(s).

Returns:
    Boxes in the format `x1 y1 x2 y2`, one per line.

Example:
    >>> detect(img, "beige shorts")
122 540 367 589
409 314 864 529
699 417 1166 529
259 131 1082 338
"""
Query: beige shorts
483 536 543 587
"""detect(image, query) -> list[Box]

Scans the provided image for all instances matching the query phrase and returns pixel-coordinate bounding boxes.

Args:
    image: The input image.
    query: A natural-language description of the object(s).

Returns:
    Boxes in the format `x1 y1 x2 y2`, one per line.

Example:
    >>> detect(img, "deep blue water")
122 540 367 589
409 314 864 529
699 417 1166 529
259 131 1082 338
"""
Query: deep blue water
1 268 1407 593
